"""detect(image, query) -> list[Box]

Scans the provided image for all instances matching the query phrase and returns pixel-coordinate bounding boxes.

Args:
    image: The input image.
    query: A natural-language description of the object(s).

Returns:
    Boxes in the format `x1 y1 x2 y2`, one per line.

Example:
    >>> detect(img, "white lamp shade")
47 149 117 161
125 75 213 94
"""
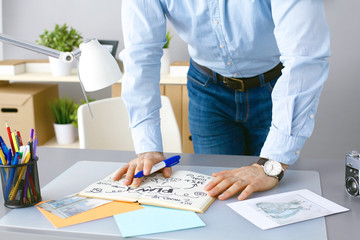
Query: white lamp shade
78 39 122 92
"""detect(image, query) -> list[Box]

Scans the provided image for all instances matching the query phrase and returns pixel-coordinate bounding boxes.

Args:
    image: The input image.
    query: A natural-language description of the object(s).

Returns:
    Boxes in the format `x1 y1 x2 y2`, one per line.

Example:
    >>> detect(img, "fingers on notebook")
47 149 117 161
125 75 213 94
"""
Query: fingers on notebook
205 175 236 199
142 160 154 176
124 163 137 185
162 167 172 178
112 164 128 181
112 153 169 187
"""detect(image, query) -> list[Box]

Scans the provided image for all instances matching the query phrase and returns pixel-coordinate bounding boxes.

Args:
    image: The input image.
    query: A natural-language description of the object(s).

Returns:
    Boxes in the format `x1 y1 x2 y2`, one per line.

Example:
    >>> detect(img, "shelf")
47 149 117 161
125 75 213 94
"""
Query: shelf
0 71 186 85
0 69 79 83
41 136 80 149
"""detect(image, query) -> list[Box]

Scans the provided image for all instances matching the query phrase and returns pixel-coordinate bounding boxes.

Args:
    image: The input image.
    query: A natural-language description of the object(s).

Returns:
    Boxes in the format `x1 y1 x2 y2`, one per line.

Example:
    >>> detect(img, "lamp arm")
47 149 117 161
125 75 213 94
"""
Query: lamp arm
0 33 78 63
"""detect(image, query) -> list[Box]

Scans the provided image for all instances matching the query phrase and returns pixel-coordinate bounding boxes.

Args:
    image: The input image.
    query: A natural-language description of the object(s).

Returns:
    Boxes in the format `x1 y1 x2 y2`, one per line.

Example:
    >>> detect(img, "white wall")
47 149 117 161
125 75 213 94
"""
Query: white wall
301 0 360 160
0 0 3 60
2 0 123 100
2 0 359 160
1 0 188 101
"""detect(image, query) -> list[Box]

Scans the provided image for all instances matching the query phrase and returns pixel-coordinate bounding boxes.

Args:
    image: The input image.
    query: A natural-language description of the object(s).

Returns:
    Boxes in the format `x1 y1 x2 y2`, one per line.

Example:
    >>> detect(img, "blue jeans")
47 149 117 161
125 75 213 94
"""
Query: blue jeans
187 59 278 156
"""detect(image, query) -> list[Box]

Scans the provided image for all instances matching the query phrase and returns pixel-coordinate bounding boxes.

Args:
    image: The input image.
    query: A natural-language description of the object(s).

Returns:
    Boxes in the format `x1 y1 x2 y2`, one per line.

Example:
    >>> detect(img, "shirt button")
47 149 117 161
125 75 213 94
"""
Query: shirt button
234 73 239 77
227 61 232 66
295 150 300 155
309 114 314 119
213 19 219 25
219 44 225 48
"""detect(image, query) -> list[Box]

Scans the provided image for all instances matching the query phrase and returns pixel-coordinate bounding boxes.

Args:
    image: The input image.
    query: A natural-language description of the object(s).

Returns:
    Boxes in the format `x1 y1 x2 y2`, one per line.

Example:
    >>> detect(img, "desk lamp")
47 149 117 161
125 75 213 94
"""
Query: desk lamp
0 33 122 117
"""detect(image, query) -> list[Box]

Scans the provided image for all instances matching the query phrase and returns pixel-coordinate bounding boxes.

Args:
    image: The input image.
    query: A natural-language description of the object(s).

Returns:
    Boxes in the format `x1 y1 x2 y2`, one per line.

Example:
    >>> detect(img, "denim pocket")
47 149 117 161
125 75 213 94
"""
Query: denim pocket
187 61 212 87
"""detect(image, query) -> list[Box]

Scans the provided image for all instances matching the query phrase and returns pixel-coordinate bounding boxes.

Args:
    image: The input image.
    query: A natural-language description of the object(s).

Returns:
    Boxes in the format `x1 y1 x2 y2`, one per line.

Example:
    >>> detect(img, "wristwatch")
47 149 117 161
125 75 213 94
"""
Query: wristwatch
257 158 284 181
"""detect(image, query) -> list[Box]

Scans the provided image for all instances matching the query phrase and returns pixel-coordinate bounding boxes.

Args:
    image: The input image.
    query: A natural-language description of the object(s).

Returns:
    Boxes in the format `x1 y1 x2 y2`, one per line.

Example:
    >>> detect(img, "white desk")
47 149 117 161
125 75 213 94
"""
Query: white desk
1 147 357 239
0 161 325 240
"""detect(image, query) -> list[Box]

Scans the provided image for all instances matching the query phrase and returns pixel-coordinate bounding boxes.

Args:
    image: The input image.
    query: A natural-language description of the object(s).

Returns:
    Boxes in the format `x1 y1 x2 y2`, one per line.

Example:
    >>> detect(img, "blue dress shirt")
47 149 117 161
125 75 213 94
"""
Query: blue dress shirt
120 0 330 165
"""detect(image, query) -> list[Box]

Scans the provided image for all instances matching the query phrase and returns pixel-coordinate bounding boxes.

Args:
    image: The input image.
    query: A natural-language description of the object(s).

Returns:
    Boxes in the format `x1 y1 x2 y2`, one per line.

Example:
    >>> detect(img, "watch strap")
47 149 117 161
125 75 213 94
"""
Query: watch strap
257 158 268 166
257 158 284 181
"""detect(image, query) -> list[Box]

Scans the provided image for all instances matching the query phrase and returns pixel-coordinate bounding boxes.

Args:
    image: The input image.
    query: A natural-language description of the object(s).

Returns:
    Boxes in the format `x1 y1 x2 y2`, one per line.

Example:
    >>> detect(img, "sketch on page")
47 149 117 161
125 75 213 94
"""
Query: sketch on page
227 189 349 230
251 194 331 225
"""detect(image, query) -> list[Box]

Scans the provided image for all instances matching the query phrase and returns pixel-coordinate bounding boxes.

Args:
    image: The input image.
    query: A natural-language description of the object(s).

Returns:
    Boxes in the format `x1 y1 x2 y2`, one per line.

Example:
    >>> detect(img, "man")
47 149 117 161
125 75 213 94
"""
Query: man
114 0 330 201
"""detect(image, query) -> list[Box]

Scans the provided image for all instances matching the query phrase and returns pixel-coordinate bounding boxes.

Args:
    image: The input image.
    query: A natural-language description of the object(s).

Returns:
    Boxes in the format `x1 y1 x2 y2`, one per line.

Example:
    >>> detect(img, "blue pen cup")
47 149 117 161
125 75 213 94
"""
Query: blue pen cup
0 157 42 208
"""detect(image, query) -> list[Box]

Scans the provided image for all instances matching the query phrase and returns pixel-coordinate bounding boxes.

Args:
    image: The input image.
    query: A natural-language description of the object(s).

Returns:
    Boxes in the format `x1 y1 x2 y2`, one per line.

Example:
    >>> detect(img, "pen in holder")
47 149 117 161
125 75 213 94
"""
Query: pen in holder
0 157 42 208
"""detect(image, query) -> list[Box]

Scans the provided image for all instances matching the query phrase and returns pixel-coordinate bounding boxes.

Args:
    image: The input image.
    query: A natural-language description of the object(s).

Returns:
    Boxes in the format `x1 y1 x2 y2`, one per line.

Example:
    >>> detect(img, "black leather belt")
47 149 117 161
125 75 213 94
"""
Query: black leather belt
193 61 283 92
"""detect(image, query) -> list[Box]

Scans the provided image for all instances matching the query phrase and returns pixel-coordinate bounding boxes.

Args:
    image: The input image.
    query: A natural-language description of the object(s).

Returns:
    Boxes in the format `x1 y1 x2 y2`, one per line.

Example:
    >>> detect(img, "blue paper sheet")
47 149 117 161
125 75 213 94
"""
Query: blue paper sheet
113 205 206 238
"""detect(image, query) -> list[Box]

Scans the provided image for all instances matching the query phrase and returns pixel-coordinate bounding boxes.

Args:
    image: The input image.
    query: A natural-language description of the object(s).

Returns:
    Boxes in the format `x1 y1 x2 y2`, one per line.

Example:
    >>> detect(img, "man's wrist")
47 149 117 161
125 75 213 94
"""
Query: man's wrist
256 158 289 170
256 158 286 181
137 151 164 158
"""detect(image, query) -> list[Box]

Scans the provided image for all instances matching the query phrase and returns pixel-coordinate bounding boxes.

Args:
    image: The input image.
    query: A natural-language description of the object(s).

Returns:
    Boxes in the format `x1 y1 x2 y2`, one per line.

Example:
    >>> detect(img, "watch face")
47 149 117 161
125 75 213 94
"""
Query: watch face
263 160 283 177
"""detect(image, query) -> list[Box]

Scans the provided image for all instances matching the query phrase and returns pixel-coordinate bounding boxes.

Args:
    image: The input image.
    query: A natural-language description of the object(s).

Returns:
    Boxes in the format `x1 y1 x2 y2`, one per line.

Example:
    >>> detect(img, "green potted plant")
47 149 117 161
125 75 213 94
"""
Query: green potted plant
49 97 78 145
161 30 172 74
37 23 83 76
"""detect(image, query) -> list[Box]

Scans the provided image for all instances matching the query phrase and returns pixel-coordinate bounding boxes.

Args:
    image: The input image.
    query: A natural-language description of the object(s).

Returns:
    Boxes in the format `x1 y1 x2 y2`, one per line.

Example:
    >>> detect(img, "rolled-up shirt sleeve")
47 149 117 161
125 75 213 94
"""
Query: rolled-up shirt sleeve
120 0 167 154
260 0 330 164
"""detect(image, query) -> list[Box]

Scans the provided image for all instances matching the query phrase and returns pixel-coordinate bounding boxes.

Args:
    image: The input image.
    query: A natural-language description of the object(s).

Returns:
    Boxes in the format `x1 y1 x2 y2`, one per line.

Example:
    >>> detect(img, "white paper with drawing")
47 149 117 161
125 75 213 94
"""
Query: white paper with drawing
227 189 349 230
78 170 215 213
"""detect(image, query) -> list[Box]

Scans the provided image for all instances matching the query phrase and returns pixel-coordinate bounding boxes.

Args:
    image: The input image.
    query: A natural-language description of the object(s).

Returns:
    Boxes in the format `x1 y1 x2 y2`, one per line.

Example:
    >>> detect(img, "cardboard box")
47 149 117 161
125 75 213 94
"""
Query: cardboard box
0 83 59 145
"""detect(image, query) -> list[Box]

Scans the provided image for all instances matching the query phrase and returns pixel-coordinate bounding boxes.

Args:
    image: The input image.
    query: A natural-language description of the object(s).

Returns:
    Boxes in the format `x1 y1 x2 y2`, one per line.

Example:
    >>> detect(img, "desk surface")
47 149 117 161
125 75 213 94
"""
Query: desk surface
0 147 359 240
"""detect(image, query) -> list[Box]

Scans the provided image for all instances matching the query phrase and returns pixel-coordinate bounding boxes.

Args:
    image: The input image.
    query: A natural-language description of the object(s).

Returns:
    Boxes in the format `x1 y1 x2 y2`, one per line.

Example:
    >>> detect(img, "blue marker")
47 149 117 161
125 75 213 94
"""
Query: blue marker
0 136 9 159
134 155 181 178
0 138 7 179
7 149 12 165
5 152 19 201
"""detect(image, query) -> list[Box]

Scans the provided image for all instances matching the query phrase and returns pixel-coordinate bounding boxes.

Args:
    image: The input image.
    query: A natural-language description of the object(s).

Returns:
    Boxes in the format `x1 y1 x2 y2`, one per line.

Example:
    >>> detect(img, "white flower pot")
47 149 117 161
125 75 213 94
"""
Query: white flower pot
53 123 76 145
161 48 170 75
49 57 72 76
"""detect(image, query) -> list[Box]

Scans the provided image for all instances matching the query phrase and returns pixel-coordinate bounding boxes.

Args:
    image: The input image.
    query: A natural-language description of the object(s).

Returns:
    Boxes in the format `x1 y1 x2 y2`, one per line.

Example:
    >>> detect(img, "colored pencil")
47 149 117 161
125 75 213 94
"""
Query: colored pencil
9 152 31 201
17 130 23 146
5 122 15 155
11 132 19 153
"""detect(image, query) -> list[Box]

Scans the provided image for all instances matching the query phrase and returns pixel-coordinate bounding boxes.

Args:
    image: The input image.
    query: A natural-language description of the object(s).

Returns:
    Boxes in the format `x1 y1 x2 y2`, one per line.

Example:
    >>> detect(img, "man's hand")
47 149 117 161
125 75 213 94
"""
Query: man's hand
112 152 171 187
205 163 288 201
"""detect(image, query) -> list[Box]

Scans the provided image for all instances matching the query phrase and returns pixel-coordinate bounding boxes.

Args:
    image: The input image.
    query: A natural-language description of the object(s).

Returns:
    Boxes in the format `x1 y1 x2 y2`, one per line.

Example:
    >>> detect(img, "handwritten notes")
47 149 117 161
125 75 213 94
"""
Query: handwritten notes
78 170 215 213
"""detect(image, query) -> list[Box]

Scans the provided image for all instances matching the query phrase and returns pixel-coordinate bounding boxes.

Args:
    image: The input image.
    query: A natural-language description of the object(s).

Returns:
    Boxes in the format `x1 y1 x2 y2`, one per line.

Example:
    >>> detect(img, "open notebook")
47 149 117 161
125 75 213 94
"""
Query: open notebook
78 170 215 213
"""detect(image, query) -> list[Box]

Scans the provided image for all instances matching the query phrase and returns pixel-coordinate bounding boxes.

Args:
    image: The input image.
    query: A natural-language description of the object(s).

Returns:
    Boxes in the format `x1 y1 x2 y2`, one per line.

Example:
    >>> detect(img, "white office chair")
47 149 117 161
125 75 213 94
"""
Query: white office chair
77 96 182 153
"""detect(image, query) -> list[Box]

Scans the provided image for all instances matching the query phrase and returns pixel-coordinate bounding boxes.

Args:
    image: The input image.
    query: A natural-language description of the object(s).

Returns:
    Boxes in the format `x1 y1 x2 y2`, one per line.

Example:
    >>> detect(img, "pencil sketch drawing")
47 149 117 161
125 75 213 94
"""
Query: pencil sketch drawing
251 194 331 225
256 200 310 219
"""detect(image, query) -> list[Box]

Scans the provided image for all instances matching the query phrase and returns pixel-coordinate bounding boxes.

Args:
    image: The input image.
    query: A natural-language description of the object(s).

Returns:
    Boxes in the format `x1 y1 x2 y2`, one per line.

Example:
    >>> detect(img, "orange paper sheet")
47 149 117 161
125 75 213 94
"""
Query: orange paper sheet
37 201 143 228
